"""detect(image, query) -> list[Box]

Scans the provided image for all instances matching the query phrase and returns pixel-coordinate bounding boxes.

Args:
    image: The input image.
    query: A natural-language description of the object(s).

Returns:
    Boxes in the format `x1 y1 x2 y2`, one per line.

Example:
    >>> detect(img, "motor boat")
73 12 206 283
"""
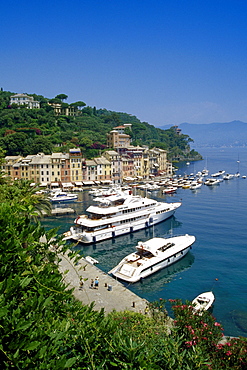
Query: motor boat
223 173 234 180
192 291 215 315
108 234 195 283
211 170 225 177
49 190 78 202
163 186 177 194
63 190 181 244
190 182 202 190
204 178 220 186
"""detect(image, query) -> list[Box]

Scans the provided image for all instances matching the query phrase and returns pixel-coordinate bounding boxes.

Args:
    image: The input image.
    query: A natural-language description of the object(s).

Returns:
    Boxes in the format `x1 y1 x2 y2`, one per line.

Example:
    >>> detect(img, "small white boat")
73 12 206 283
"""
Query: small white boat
204 178 220 186
211 170 225 177
109 234 196 283
84 256 99 264
192 291 215 315
49 190 78 202
163 186 177 194
223 173 234 180
190 182 202 190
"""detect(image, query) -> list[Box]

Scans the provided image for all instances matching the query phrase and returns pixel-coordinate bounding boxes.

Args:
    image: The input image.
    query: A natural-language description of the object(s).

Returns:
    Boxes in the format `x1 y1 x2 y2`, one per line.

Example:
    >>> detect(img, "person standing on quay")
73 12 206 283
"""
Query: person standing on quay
94 277 99 289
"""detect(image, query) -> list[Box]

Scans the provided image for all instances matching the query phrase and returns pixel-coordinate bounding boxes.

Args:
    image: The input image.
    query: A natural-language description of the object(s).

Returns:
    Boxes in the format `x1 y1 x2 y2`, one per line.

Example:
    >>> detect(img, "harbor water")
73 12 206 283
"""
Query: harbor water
42 147 247 337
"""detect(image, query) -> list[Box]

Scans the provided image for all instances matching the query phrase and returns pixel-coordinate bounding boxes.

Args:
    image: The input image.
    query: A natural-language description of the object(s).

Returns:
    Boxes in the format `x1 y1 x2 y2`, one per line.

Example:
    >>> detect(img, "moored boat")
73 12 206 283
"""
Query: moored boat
63 190 181 244
49 190 78 202
190 182 202 190
192 291 215 315
163 186 177 194
108 234 196 283
204 178 220 186
223 173 234 180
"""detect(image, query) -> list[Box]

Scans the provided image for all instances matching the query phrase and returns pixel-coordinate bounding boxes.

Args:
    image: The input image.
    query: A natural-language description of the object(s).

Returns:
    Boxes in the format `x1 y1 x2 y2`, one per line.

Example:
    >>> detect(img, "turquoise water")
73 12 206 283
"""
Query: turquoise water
42 147 247 337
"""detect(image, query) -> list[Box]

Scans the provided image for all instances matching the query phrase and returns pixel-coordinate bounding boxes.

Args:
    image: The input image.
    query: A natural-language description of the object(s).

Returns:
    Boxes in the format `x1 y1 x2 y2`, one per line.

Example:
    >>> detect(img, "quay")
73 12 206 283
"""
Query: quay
42 208 76 216
58 250 149 314
51 207 75 216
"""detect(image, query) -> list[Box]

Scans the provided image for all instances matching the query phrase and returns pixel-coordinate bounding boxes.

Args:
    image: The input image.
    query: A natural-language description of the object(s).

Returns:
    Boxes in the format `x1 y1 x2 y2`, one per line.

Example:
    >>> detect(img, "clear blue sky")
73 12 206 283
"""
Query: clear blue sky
1 0 247 126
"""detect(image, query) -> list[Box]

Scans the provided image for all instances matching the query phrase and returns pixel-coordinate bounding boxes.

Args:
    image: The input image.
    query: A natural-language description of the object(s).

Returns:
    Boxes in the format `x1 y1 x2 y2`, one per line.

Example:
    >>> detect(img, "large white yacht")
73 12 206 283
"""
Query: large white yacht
63 190 181 244
109 234 195 283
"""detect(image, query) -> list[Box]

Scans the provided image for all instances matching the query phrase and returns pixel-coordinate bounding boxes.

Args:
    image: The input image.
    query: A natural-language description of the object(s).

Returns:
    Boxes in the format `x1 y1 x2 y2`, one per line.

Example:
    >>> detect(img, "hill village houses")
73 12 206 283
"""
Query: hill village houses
2 126 172 187
2 94 173 187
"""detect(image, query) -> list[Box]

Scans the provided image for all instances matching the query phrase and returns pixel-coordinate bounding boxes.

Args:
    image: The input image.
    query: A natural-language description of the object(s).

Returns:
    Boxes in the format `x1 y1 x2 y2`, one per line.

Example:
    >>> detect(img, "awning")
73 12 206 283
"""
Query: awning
124 177 135 181
40 182 48 187
62 182 73 187
100 180 112 184
94 181 101 184
51 182 59 186
74 181 83 186
83 181 95 185
30 183 36 187
149 174 155 177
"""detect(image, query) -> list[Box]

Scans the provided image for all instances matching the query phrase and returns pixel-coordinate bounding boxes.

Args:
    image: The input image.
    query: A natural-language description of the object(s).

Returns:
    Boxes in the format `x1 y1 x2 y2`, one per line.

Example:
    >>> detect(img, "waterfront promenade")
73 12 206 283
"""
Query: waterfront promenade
58 250 149 314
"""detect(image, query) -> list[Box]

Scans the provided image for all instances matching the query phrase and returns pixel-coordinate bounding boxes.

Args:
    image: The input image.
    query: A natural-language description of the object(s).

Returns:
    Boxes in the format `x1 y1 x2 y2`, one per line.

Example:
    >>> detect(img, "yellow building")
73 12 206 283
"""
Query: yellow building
103 150 121 183
69 148 83 183
94 156 111 182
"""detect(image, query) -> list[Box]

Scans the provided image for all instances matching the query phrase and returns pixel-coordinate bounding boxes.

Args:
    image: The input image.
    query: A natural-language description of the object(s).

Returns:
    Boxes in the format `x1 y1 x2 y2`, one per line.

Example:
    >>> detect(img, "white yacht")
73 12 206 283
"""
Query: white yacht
49 190 78 202
108 234 195 283
63 190 181 244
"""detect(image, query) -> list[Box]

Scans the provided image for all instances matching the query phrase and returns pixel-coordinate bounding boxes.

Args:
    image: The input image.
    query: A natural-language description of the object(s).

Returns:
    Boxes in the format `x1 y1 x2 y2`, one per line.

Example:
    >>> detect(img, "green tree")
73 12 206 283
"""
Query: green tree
0 132 28 155
55 94 68 101
70 101 86 110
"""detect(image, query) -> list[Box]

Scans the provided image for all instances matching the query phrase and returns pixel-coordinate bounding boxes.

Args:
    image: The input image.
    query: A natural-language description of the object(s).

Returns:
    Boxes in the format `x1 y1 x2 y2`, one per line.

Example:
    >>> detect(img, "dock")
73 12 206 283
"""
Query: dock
58 250 149 314
52 207 75 216
42 208 76 216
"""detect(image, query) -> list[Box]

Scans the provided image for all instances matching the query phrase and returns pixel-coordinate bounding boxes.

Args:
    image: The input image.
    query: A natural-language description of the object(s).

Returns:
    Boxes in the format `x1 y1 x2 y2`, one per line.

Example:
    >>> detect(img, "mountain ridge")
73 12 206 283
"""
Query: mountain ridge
157 121 247 148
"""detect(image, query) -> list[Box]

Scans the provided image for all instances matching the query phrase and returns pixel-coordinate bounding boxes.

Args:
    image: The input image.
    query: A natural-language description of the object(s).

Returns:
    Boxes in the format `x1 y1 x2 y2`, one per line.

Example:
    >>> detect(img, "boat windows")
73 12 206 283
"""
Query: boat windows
158 242 175 252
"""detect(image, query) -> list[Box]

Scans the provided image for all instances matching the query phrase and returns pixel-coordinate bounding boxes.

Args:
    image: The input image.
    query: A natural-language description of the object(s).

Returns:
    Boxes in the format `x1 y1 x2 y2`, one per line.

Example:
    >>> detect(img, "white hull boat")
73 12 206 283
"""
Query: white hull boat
63 190 181 244
109 234 195 283
49 190 78 202
163 186 177 194
192 291 215 315
190 182 202 190
204 178 220 186
223 173 234 180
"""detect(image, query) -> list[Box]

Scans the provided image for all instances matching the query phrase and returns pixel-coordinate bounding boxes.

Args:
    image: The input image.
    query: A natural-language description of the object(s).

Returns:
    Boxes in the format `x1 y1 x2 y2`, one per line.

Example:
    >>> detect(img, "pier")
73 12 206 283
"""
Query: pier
42 208 76 216
58 250 149 314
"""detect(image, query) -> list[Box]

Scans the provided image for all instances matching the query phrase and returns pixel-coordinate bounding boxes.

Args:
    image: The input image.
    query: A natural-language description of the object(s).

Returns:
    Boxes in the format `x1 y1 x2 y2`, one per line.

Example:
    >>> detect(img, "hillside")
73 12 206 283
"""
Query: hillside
0 90 201 161
158 121 247 148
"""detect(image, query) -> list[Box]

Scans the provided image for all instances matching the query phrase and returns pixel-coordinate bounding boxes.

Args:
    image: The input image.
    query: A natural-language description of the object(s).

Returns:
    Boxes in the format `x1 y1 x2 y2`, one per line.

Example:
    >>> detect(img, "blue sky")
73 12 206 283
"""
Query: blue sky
1 0 247 126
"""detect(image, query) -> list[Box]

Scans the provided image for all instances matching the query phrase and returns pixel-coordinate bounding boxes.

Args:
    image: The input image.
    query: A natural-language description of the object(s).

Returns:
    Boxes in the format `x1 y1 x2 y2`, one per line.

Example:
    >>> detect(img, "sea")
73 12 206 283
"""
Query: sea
42 147 247 338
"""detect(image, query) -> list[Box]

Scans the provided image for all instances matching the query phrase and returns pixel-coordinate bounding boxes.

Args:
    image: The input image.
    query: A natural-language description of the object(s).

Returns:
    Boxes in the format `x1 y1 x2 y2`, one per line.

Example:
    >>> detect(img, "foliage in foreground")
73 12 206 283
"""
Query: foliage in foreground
1 179 247 369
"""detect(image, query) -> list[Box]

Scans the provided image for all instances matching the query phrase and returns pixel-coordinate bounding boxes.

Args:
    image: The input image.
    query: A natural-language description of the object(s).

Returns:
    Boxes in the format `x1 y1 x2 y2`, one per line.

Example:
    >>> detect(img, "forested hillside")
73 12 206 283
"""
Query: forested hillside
0 90 201 160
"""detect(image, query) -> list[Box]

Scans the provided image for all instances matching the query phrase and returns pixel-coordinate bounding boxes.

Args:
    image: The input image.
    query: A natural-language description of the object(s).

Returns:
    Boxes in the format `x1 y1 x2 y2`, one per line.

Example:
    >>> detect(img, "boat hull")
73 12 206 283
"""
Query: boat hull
65 206 179 244
113 246 191 283
110 234 196 283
